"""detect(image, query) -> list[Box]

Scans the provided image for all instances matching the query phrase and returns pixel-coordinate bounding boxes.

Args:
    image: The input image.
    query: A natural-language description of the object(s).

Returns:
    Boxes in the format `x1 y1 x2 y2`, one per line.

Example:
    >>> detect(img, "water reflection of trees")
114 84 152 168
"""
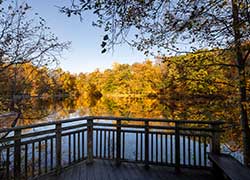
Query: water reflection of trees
87 96 242 153
16 97 77 126
0 94 243 154
159 97 242 152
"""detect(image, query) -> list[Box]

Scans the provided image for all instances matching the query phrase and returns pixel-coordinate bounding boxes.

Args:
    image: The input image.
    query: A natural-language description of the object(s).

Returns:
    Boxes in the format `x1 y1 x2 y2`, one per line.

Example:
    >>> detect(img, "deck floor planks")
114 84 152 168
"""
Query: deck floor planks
38 160 214 180
208 153 250 180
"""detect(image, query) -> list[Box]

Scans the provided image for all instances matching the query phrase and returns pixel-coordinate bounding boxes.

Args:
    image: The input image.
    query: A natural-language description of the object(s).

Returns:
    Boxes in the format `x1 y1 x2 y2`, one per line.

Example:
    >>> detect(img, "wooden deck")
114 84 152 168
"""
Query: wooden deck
208 153 250 180
0 116 224 180
38 160 214 180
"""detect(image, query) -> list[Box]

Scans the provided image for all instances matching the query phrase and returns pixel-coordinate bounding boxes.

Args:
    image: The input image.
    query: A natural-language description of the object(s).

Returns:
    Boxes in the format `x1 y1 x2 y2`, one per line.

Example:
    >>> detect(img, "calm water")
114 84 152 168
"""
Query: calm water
0 95 244 162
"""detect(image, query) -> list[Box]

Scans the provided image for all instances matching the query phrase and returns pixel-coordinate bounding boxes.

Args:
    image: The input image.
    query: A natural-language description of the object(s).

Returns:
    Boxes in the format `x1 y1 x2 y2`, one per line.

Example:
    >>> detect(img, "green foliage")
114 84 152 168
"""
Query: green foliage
160 50 237 98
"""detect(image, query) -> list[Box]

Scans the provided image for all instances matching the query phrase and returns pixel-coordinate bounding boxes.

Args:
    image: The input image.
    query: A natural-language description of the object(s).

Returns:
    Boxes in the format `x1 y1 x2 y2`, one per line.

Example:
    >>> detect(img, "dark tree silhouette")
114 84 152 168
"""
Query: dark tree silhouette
0 0 70 110
0 1 70 72
61 0 250 166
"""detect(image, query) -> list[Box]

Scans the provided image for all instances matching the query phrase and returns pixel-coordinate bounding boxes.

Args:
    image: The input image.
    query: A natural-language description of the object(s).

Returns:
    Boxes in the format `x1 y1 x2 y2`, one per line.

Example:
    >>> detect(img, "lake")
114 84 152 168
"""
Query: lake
0 95 244 163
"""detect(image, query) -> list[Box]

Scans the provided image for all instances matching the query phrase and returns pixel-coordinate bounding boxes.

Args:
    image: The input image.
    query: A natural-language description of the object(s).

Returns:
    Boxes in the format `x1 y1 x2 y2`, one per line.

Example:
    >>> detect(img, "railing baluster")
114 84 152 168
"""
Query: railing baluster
78 132 80 160
175 121 180 172
100 130 103 158
56 122 62 174
45 139 48 173
199 136 201 167
68 134 71 164
50 138 53 170
82 130 85 159
140 133 143 161
24 144 28 178
112 130 115 159
6 148 10 180
170 135 173 164
73 133 76 162
14 129 21 180
116 119 121 166
161 134 163 163
183 135 186 165
151 134 153 162
87 118 93 164
156 133 158 163
165 134 168 164
193 136 196 166
136 132 138 161
188 136 191 166
104 130 107 159
144 120 149 169
38 141 41 175
122 132 125 160
32 142 35 177
204 137 207 166
108 130 111 159
96 130 99 157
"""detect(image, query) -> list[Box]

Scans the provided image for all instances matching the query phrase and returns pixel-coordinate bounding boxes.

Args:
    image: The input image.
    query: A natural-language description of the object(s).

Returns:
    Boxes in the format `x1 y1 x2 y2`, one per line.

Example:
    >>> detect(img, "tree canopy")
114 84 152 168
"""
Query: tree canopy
62 0 249 55
0 0 70 112
62 0 250 166
0 0 70 72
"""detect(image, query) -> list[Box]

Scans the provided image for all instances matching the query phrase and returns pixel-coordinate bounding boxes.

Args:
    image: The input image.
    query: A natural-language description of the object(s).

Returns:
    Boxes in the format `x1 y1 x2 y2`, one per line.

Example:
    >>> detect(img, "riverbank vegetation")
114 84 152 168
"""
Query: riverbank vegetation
1 48 245 157
2 45 249 122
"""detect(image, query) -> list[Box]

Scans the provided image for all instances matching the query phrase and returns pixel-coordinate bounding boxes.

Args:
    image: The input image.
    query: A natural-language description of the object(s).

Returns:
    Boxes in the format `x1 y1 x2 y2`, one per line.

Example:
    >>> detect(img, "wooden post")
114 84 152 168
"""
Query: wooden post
211 123 220 154
87 118 93 164
14 129 21 180
144 120 149 169
175 121 180 173
116 119 121 166
56 122 62 174
210 123 222 178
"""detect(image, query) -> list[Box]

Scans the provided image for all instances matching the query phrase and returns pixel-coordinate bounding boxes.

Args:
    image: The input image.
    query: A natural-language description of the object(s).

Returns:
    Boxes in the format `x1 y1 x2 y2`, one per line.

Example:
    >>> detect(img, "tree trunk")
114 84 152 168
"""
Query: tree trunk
238 73 250 167
232 0 250 167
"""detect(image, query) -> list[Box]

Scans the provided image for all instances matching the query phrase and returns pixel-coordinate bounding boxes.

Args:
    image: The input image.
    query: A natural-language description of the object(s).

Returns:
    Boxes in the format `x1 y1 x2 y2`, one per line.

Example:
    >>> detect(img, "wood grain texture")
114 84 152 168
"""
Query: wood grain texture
209 153 250 180
37 160 214 180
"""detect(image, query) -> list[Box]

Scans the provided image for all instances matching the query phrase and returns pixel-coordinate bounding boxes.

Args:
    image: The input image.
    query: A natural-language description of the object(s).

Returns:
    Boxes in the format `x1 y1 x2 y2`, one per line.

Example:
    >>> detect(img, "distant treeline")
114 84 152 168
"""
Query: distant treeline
0 47 250 112
76 48 249 103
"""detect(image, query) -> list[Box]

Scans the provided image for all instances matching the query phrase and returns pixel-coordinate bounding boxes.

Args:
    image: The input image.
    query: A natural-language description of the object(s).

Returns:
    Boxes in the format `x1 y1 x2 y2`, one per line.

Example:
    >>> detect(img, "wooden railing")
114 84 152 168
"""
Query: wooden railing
0 116 224 180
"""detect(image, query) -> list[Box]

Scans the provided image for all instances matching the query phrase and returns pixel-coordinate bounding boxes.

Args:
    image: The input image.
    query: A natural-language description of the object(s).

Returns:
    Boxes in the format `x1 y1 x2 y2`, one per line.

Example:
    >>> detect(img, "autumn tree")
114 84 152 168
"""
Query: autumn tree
0 0 70 110
159 50 235 98
131 60 163 96
62 0 250 165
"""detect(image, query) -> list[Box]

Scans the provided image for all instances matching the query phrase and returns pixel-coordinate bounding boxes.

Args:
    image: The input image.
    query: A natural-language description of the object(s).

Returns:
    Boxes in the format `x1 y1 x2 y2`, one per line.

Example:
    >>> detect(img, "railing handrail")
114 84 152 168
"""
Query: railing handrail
89 116 225 124
0 116 88 133
0 115 225 133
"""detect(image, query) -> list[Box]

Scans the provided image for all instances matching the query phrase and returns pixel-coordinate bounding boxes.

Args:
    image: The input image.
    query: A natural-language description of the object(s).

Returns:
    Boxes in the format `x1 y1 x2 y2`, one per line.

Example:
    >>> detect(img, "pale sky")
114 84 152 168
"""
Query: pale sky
27 0 148 73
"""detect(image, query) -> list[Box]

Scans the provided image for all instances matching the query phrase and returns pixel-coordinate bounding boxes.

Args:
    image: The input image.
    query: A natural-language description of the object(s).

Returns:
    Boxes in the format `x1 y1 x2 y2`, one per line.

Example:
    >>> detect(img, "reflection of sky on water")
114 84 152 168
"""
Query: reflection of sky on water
0 115 244 177
26 115 247 165
0 96 244 166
